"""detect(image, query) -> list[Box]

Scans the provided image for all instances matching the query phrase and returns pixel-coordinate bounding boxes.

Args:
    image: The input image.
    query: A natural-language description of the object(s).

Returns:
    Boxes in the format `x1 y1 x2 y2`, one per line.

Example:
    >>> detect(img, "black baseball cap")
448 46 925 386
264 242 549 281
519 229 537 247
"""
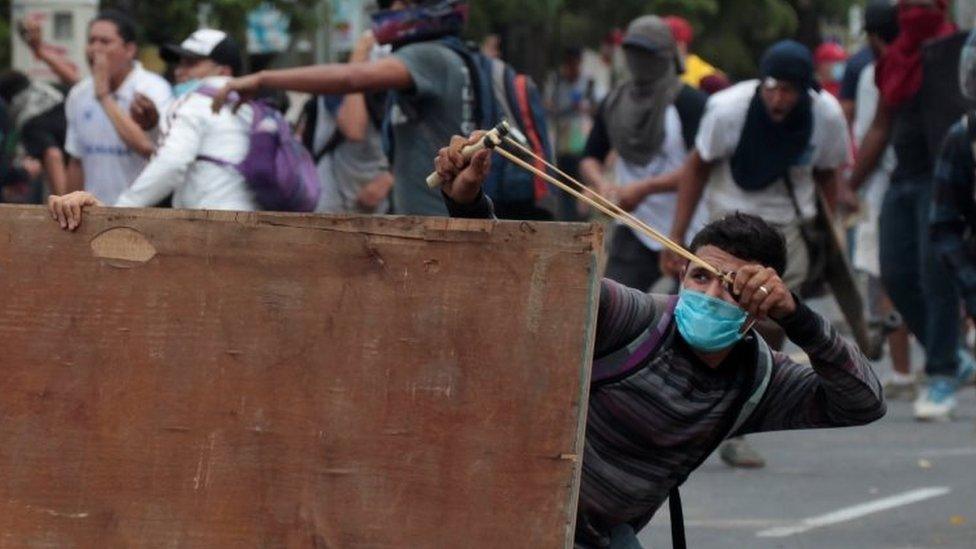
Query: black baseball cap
161 29 242 76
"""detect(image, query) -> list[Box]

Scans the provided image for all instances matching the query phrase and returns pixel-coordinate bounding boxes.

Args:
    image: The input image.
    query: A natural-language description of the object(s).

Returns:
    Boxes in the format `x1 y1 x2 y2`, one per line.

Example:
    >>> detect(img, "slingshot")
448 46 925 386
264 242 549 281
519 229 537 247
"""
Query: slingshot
426 122 734 286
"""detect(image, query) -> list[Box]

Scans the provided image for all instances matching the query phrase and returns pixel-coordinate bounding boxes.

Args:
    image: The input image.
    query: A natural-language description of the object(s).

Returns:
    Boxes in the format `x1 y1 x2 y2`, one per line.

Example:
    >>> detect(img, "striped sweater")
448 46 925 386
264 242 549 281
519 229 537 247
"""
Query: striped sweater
444 193 886 548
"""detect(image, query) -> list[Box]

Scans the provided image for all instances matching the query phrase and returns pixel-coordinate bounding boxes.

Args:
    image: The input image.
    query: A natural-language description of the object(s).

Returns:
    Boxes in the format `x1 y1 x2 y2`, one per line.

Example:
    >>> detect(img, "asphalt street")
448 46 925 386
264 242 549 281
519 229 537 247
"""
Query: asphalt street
638 297 976 549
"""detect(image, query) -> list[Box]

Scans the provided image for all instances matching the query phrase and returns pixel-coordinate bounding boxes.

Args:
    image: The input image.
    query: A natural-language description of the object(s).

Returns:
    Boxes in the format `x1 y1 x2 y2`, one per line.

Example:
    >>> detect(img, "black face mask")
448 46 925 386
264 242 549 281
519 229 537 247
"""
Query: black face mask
729 84 813 191
371 0 467 48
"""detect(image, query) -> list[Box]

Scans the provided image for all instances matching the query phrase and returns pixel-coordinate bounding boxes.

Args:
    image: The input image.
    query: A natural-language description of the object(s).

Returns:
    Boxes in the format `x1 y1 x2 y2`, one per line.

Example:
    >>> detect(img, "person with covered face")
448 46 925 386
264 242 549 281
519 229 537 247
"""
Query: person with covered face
844 0 974 421
663 40 850 289
431 132 885 549
579 15 708 293
661 39 851 467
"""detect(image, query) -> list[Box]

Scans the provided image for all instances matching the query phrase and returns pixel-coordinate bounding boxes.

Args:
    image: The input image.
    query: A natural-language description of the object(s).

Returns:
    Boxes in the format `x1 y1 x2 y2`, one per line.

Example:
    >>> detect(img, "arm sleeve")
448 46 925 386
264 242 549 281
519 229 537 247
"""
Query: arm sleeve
736 299 886 434
582 103 611 161
694 96 732 162
931 122 976 317
814 94 852 169
442 190 496 219
393 43 449 100
114 97 204 207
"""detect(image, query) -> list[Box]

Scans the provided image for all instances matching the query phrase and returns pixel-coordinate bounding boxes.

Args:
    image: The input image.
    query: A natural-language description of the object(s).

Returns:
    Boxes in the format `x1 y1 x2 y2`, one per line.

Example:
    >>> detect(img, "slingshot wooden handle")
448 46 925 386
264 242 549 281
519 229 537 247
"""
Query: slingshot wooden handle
426 122 510 189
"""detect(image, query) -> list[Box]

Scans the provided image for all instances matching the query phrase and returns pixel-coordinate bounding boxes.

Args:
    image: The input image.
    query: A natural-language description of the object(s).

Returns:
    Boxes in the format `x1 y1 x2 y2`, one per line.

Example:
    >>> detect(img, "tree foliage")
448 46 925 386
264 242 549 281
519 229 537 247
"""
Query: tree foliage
469 0 864 79
101 0 318 48
0 0 864 79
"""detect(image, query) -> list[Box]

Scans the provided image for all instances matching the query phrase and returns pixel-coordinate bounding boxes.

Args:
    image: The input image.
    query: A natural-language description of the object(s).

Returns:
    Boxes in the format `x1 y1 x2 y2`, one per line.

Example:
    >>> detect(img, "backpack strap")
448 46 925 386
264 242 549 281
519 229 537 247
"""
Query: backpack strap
668 488 687 549
591 294 679 384
513 74 549 201
438 37 490 128
728 336 773 437
490 58 517 124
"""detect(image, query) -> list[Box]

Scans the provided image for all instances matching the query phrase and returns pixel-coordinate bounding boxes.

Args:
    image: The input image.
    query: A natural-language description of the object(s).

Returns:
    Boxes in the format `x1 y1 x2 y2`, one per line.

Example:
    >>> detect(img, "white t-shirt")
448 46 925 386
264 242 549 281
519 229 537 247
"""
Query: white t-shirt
615 106 706 251
64 62 173 205
696 79 850 224
115 76 257 211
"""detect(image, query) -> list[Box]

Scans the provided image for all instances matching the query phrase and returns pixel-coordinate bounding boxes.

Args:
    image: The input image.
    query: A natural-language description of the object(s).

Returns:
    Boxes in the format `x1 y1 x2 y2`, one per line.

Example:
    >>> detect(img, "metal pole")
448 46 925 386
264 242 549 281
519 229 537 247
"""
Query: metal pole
315 0 332 64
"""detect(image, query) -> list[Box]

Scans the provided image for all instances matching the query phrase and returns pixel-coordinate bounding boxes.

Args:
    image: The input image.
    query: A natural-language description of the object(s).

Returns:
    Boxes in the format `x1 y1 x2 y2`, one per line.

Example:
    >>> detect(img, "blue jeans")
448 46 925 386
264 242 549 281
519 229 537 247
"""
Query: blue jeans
879 180 960 378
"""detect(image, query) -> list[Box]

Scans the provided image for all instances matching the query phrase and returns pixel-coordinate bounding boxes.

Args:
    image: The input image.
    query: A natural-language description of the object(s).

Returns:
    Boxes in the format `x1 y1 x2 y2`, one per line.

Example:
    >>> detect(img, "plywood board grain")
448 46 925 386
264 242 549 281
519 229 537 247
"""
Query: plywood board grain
0 206 603 548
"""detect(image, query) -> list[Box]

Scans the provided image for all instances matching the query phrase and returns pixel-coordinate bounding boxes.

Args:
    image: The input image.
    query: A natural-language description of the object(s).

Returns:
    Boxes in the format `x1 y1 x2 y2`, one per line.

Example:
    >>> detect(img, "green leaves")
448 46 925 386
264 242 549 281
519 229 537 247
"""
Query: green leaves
469 0 860 78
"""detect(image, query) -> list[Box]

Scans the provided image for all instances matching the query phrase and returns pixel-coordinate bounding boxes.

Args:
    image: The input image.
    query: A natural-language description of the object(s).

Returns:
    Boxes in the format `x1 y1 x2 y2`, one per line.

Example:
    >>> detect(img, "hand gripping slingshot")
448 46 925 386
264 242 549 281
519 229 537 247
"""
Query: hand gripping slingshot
426 121 736 288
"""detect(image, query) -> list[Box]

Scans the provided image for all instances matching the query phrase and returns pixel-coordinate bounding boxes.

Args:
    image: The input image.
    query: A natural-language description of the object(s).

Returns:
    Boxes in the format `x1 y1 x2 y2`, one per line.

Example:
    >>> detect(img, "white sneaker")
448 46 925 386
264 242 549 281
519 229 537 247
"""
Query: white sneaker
913 377 958 422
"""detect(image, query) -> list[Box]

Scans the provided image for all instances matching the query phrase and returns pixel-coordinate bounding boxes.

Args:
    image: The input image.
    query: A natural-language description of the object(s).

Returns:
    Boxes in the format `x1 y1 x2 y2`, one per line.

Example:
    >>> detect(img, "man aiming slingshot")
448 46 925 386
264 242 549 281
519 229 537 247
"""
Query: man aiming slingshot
433 131 886 548
44 119 889 548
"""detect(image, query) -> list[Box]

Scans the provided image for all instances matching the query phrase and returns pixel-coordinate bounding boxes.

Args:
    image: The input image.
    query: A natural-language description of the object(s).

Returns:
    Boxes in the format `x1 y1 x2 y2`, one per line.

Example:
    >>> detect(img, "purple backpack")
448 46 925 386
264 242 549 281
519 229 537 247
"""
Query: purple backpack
196 87 321 212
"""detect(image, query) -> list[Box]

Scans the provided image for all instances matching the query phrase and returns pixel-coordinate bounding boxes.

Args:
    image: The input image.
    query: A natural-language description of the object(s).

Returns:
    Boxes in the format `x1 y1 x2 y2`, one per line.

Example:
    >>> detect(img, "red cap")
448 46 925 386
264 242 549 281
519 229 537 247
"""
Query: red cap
663 16 693 45
814 42 847 64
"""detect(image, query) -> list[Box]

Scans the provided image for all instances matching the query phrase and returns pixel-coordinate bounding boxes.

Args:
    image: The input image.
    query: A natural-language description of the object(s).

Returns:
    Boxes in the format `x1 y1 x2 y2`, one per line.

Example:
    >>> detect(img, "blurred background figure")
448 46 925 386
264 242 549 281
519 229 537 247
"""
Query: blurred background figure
814 41 848 98
0 70 68 195
63 10 172 204
300 31 392 215
546 46 595 221
664 15 723 90
848 1 915 400
480 33 501 59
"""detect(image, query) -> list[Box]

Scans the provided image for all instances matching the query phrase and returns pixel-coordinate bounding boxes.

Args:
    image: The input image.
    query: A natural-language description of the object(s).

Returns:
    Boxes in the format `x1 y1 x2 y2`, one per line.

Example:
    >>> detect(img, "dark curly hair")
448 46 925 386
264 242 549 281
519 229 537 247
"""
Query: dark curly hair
689 212 788 276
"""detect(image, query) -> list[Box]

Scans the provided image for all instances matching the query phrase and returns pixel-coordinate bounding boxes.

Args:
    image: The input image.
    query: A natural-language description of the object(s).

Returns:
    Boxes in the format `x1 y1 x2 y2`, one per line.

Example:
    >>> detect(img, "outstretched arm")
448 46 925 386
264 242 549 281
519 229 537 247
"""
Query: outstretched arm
735 300 886 435
212 58 413 113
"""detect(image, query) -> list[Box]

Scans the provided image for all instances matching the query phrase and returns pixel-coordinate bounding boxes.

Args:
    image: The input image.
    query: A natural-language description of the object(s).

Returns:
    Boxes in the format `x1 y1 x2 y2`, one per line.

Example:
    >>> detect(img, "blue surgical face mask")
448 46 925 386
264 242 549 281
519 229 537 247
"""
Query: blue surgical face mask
173 78 202 98
674 288 748 353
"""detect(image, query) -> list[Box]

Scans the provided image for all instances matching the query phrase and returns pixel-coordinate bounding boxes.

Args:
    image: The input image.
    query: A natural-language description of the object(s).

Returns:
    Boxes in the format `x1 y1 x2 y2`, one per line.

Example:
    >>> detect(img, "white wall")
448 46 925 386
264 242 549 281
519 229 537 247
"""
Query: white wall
11 0 99 83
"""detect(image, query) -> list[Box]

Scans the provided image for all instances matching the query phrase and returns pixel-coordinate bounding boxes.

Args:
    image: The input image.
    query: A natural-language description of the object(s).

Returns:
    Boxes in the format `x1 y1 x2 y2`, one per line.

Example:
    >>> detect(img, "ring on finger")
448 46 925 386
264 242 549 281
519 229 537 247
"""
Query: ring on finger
758 285 770 297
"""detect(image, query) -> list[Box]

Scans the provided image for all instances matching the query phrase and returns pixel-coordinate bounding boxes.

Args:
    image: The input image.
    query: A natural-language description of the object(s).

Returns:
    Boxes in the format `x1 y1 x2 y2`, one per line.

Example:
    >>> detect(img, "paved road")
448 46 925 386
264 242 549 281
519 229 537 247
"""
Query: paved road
637 298 976 549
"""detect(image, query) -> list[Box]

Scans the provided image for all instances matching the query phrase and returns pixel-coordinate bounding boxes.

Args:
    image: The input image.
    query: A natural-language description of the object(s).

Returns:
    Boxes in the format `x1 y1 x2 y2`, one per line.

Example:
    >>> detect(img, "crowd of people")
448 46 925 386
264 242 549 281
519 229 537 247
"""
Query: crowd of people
4 0 976 547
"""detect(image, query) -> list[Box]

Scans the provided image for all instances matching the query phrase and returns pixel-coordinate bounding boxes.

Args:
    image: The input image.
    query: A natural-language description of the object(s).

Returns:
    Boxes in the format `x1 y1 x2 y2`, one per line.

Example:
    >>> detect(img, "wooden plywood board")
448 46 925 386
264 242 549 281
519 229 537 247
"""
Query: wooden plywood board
0 206 603 548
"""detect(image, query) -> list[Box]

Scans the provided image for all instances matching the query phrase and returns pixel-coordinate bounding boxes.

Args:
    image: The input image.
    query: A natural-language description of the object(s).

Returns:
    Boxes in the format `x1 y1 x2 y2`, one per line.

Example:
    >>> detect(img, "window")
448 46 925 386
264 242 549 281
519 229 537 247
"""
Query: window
53 12 73 41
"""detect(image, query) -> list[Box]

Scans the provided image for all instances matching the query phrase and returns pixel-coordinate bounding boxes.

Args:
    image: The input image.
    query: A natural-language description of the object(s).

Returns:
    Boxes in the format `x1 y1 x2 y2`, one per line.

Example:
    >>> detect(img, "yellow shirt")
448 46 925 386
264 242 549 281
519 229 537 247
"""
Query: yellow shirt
681 54 718 89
